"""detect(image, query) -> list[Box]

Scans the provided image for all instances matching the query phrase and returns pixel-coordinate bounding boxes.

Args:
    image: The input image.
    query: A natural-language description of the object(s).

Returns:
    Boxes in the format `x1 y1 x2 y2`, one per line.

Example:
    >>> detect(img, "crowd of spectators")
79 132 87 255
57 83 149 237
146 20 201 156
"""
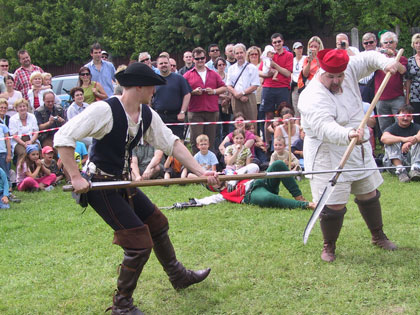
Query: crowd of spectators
1 30 420 208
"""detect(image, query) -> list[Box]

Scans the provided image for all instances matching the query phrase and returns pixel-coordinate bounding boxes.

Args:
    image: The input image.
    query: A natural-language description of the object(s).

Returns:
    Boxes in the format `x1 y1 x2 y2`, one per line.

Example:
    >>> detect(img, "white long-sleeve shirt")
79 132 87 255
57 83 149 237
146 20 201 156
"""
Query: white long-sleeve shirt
298 51 393 182
54 96 179 157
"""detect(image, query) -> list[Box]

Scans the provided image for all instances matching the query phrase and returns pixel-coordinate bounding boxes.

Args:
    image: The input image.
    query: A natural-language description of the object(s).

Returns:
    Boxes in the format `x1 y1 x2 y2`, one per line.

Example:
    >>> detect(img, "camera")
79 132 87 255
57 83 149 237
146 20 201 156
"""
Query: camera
308 50 313 57
340 41 346 49
53 116 58 121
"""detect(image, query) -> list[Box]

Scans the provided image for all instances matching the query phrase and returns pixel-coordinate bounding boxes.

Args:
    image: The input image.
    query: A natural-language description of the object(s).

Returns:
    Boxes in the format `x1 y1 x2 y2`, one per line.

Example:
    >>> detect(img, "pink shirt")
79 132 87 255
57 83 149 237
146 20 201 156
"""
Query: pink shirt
260 50 293 89
183 67 226 112
374 55 407 100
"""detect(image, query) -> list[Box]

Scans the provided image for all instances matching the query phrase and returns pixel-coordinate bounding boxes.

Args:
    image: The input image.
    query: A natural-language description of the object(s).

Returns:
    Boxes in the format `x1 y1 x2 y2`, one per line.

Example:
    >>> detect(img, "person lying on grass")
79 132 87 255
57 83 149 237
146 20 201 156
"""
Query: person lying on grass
179 160 315 210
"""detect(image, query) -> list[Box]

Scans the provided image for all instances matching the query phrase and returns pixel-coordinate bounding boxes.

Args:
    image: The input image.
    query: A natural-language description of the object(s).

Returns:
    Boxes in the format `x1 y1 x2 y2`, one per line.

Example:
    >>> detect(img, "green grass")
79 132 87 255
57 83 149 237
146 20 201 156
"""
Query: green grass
1 173 420 314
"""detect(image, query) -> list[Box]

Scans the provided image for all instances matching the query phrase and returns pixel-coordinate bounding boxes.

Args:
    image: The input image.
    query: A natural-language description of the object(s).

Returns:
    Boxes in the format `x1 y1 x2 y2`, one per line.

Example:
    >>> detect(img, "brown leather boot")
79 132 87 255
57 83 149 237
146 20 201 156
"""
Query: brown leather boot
107 226 154 315
145 208 211 290
152 226 211 289
319 206 346 262
355 190 397 250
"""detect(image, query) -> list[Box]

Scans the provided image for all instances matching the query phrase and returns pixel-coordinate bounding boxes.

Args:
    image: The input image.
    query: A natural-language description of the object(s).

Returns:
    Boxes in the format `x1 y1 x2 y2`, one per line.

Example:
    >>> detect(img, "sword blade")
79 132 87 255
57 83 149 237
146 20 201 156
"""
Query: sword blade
303 181 336 244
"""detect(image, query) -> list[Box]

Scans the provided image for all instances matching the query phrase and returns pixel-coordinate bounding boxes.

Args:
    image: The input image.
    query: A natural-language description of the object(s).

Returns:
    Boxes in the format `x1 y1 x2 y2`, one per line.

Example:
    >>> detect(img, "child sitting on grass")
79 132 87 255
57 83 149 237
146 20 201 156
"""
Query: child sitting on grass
224 128 259 191
164 155 183 179
16 144 56 192
41 146 64 184
270 137 300 171
182 134 218 178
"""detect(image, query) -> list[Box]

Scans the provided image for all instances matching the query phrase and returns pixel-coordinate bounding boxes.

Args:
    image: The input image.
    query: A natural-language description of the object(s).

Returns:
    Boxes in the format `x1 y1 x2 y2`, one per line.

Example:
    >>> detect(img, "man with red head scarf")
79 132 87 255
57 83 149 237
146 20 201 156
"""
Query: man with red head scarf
298 49 401 262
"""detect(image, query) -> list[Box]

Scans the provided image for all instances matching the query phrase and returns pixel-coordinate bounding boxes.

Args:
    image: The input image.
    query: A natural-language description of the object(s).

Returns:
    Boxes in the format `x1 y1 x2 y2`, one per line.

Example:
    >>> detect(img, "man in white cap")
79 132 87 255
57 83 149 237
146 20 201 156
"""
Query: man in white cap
298 48 401 262
54 62 219 314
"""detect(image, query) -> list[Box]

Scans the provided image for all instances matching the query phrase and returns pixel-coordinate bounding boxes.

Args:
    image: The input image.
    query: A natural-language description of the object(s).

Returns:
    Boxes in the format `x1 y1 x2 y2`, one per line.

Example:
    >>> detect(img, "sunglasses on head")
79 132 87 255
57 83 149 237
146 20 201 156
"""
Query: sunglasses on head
363 40 375 45
80 73 90 76
194 57 206 61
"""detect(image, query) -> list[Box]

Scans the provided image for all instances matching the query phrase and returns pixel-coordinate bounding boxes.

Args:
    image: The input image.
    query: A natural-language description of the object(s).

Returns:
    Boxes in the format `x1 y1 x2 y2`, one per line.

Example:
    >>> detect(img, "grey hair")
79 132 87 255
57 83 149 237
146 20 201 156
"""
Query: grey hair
362 32 376 42
138 52 151 61
336 33 349 41
234 43 246 53
380 31 398 44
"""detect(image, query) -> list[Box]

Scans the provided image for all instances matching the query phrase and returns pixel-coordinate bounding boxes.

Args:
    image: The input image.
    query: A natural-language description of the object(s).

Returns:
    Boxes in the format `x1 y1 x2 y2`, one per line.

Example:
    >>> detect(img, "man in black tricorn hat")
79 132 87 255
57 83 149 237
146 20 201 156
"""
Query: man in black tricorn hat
54 62 219 314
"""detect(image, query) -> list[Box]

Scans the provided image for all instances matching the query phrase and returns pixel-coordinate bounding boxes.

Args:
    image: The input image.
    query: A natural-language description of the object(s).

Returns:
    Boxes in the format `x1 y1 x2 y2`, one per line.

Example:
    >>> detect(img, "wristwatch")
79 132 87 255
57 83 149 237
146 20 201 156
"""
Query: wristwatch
242 91 246 96
180 110 185 114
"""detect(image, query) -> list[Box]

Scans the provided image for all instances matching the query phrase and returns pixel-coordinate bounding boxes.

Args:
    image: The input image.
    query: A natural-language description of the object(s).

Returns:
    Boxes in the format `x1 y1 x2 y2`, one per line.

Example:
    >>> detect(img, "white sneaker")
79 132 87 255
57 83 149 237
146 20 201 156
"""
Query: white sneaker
45 185 55 191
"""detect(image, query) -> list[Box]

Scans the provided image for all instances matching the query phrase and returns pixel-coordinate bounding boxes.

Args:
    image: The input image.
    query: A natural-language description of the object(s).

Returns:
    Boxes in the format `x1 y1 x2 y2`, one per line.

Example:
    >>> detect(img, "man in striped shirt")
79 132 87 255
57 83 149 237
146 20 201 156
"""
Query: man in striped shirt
13 50 44 100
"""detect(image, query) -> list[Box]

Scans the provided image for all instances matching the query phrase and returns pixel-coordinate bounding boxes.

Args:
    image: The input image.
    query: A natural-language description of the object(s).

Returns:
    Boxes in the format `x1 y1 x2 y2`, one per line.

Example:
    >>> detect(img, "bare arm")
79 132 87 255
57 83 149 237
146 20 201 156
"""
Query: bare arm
381 131 419 145
270 60 291 78
273 125 284 139
5 133 12 163
56 146 89 193
93 82 108 100
130 156 141 181
405 79 411 104
397 62 406 75
302 57 311 77
244 139 255 149
177 93 191 121
218 135 230 155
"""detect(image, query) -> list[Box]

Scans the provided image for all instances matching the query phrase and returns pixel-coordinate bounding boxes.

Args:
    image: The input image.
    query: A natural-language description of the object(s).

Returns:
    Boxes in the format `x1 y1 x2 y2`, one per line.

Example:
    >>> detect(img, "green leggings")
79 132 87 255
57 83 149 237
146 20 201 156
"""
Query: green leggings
244 161 308 209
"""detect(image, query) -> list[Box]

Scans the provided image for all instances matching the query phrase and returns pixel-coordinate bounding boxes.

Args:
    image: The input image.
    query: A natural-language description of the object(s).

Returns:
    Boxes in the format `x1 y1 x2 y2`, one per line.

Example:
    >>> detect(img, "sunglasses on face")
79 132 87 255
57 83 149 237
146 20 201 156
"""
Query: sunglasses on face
80 73 90 76
249 53 258 56
383 41 394 45
194 57 206 61
140 58 150 62
0 65 8 67
217 63 226 67
210 49 219 53
272 40 282 44
363 41 375 45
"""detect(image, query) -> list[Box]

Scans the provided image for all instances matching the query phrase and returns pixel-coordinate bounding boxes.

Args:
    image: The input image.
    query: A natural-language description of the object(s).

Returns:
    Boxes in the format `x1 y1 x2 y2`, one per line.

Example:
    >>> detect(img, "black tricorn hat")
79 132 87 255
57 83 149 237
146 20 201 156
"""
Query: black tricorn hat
115 62 166 87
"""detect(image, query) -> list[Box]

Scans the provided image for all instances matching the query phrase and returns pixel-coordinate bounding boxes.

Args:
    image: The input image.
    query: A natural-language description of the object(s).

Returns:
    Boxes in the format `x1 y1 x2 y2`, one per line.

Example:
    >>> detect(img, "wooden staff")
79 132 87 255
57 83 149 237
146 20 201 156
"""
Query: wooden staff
62 166 402 192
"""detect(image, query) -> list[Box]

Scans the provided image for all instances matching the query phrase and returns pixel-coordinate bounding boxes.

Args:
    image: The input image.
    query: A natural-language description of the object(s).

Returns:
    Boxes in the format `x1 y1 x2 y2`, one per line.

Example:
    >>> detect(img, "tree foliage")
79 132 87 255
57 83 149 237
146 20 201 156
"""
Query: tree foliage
0 0 418 69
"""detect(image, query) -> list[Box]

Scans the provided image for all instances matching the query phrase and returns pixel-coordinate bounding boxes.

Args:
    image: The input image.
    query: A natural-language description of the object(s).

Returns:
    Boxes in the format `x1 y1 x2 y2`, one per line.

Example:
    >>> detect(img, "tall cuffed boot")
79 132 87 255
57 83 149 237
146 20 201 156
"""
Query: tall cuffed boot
355 190 397 250
108 225 154 315
145 207 211 290
319 206 347 262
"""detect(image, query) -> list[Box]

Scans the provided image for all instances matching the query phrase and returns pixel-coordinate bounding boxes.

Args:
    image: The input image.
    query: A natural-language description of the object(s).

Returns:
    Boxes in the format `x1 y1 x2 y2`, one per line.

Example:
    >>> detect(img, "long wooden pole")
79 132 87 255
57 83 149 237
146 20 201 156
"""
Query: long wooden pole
62 166 403 192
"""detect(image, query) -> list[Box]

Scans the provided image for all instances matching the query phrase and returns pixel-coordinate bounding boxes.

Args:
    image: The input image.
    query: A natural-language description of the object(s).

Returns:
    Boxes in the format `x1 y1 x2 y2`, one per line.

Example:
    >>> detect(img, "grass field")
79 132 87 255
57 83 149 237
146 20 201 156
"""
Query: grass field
1 173 420 314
